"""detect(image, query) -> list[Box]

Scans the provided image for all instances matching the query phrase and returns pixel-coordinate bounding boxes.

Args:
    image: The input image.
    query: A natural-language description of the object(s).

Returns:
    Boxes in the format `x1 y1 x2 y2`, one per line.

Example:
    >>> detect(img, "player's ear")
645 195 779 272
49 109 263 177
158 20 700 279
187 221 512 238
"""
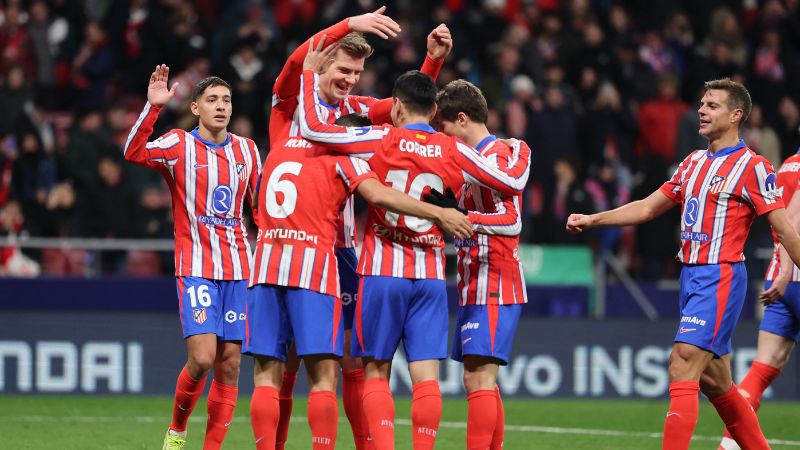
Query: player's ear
457 111 468 128
190 101 200 117
731 108 743 125
428 104 438 122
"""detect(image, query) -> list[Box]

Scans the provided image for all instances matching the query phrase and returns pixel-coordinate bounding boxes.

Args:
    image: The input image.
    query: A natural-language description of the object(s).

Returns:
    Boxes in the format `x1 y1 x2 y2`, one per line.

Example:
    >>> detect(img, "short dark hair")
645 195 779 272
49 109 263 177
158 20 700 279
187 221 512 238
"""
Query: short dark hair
192 76 232 102
334 113 372 127
392 70 436 116
704 78 752 123
435 79 489 124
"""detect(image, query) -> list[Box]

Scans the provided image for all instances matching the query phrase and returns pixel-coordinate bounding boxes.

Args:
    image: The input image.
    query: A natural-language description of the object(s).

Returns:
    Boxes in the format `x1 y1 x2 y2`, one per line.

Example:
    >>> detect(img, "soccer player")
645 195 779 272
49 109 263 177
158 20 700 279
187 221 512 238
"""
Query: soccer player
268 8 452 450
431 79 529 450
566 78 800 450
297 44 530 450
717 147 800 450
124 65 261 450
245 105 472 450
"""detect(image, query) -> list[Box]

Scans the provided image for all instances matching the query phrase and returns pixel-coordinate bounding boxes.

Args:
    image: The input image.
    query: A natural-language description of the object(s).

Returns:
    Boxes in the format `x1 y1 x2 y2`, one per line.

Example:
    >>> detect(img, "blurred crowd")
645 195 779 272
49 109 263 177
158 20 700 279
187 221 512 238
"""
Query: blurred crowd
0 0 799 278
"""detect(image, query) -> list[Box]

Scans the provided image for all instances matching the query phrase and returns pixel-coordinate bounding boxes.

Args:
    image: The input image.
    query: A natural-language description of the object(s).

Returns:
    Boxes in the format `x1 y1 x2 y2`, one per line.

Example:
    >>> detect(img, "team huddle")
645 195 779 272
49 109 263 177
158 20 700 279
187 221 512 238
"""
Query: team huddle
122 6 799 450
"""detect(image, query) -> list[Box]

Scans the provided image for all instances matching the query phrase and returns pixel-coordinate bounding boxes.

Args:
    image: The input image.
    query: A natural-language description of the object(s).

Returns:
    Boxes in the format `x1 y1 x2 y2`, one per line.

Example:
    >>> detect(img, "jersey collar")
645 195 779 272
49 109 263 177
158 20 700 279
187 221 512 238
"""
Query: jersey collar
402 122 436 133
191 127 230 149
476 134 497 151
707 139 745 159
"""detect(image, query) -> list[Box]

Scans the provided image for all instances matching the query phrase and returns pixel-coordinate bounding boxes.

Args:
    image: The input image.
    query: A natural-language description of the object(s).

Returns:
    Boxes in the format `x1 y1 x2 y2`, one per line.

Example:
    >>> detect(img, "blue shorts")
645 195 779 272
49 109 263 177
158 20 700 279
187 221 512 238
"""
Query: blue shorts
177 277 248 340
675 263 747 357
243 285 343 360
760 280 800 342
353 276 448 362
451 304 522 365
337 247 360 331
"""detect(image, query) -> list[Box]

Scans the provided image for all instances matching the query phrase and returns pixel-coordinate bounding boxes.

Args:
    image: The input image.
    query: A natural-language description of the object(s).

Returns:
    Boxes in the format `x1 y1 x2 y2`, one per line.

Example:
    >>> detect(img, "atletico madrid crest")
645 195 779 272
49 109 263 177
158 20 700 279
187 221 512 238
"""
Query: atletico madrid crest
708 174 726 194
236 162 246 181
193 308 207 325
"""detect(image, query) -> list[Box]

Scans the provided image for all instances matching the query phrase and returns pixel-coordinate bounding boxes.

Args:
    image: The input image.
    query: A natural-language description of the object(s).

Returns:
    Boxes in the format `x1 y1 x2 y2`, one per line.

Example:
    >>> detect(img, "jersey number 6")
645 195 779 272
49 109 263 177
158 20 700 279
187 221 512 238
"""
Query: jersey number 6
265 161 302 218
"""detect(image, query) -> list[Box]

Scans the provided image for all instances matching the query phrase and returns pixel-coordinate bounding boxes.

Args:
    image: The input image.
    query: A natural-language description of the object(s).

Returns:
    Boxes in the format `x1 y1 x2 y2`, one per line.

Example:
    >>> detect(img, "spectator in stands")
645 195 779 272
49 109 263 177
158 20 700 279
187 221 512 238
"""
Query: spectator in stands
675 87 710 161
579 81 637 169
481 46 521 110
222 41 268 132
72 21 114 109
635 74 687 167
43 181 86 238
0 2 37 79
530 83 579 198
0 199 40 277
706 7 748 68
777 96 800 158
11 128 56 237
26 0 68 92
64 109 116 194
0 65 32 135
504 74 537 142
744 104 782 167
546 157 593 244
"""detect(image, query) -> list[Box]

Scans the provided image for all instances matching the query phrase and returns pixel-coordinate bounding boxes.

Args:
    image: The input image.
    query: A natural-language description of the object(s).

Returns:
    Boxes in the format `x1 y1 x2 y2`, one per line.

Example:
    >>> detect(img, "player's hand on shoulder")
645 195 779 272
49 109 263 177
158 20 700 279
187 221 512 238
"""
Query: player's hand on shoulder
304 35 339 73
348 6 401 39
147 64 178 108
566 213 592 234
436 207 472 240
427 23 453 61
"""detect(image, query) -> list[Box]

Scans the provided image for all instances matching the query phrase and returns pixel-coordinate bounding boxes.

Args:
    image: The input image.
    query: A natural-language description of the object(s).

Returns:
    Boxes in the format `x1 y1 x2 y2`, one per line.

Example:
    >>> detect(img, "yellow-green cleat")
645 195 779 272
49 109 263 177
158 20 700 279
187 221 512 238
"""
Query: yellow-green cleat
162 429 187 450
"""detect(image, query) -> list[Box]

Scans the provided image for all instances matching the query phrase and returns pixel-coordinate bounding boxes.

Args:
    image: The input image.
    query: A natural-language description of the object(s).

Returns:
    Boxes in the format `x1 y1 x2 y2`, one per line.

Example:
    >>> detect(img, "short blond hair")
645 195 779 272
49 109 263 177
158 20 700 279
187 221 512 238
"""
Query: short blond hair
337 32 373 59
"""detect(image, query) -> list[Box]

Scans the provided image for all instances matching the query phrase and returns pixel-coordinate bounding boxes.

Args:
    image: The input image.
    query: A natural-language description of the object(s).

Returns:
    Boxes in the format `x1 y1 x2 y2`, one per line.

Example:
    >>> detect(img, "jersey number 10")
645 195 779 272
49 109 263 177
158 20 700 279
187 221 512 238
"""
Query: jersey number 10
384 170 444 233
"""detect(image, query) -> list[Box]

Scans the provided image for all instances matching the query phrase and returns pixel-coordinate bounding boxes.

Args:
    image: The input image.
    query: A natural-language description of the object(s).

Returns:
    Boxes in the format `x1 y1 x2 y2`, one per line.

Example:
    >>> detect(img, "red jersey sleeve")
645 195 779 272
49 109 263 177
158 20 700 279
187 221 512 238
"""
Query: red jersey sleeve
659 153 696 204
336 156 379 193
467 196 521 236
272 20 351 105
123 103 182 172
298 70 389 155
365 55 444 124
453 139 529 195
743 157 784 215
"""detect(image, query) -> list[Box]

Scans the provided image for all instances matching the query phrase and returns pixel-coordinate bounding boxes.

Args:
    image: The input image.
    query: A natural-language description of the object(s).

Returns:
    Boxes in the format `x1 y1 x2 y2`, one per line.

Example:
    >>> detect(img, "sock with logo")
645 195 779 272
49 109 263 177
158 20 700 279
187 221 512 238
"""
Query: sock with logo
343 369 372 450
711 384 770 450
251 386 280 450
308 390 339 449
411 380 442 450
203 380 237 450
466 390 497 450
490 386 504 450
363 377 395 450
662 381 699 450
276 371 297 450
721 361 780 443
170 367 208 432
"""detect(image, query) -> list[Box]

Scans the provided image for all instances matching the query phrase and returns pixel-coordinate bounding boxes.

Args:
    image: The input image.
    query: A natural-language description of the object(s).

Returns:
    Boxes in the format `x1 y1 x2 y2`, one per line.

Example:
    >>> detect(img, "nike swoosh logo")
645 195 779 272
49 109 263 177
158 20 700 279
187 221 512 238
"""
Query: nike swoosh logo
178 404 189 411
223 422 231 427
255 436 266 444
666 412 680 417
194 164 208 169
462 337 472 345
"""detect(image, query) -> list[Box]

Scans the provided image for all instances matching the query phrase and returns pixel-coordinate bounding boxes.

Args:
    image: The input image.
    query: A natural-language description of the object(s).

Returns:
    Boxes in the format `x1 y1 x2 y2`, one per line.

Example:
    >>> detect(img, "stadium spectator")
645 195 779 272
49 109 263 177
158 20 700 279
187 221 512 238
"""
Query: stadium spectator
63 109 116 194
635 74 688 166
777 96 800 158
0 65 32 135
26 0 68 91
0 2 37 79
744 104 782 167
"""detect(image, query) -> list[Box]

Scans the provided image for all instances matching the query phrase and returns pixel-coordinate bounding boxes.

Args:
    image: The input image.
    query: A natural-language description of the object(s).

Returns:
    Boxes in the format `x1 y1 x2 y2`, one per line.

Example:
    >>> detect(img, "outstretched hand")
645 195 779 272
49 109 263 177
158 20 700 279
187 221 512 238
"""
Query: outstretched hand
348 6 401 39
566 213 593 234
303 35 339 73
427 23 453 61
147 64 178 108
423 188 466 214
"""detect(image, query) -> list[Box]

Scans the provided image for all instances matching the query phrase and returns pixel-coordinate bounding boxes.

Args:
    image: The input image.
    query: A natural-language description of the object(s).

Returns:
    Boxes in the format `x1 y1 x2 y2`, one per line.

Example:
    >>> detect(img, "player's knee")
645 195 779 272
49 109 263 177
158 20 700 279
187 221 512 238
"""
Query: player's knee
188 352 216 375
215 358 241 384
462 368 493 392
698 373 725 398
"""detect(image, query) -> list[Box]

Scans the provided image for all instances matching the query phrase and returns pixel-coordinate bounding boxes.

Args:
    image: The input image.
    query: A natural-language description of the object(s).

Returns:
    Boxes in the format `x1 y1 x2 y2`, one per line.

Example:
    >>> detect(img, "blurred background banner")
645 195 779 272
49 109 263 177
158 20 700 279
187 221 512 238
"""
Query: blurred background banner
2 311 797 399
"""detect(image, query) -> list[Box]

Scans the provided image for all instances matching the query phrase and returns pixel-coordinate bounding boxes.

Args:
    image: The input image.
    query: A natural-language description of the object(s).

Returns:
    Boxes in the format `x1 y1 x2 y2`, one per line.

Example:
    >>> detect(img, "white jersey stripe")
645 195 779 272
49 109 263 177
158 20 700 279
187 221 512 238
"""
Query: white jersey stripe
392 242 404 278
371 235 383 275
278 244 293 285
435 247 444 280
413 246 426 279
300 247 316 289
320 253 330 295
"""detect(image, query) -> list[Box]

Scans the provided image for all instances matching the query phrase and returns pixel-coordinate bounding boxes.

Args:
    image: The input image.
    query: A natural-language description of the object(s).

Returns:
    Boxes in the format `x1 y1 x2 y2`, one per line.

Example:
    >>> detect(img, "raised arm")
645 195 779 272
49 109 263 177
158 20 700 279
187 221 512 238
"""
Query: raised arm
123 64 182 170
566 189 676 233
273 7 400 103
367 24 452 123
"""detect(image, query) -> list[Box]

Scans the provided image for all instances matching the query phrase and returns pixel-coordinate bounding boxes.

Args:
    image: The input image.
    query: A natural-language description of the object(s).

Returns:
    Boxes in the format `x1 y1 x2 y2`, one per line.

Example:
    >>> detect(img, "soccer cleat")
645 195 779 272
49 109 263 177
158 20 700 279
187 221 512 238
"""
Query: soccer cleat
718 436 742 450
162 429 187 450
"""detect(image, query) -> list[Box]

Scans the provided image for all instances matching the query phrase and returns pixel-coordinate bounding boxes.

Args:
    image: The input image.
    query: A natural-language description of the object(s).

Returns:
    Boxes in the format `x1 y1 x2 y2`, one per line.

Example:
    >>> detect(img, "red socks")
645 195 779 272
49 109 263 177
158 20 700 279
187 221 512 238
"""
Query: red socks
343 369 372 450
363 377 395 450
467 390 497 450
491 387 504 450
203 380 238 450
411 380 442 450
735 361 781 412
722 361 781 442
711 384 770 450
170 367 208 432
662 381 700 450
251 386 280 450
308 390 339 449
276 371 297 450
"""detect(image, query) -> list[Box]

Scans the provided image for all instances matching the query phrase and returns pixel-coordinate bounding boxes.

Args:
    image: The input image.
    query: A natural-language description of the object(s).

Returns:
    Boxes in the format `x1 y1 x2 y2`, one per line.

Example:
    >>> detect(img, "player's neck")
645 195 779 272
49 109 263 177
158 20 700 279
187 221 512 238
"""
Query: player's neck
197 125 228 146
395 114 430 128
462 124 492 148
707 131 740 155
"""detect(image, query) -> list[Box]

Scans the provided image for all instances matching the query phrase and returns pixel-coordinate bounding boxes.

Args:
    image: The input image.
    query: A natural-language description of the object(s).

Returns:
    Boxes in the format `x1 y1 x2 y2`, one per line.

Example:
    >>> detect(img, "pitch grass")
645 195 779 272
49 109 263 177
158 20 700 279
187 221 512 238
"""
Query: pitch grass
1 396 799 449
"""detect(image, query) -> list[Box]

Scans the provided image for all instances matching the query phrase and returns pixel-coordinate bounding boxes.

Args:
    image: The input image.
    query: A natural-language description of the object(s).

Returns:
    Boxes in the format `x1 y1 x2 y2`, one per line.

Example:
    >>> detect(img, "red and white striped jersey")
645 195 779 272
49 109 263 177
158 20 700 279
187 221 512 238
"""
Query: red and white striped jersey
457 135 528 305
249 146 377 295
297 70 530 280
659 140 783 265
270 19 443 249
765 151 800 281
124 103 261 280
